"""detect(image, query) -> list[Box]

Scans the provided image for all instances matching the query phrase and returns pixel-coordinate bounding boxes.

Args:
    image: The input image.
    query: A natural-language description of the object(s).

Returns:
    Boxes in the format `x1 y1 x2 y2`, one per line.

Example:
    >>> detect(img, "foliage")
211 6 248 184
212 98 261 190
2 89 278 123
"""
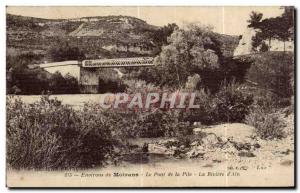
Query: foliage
151 23 252 93
49 42 86 62
245 106 286 140
210 81 253 123
6 52 43 71
102 107 192 138
184 81 253 124
6 96 116 170
248 7 294 51
124 79 161 94
153 23 178 49
182 81 254 124
181 89 214 124
7 53 80 94
245 52 294 98
247 11 263 28
49 72 80 94
97 69 126 93
153 24 218 88
185 74 201 90
7 52 49 94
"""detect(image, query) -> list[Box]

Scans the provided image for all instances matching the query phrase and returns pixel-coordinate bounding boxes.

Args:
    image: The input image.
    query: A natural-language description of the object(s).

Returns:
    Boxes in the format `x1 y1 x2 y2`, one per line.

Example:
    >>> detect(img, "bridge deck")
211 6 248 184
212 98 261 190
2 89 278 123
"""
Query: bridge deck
37 57 155 68
82 57 154 68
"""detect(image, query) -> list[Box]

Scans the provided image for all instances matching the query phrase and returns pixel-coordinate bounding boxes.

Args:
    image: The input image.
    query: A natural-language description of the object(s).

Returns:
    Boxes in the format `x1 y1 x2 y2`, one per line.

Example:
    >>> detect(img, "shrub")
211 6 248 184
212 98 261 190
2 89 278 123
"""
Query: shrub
7 52 80 95
6 96 115 170
181 88 214 124
245 107 286 140
210 81 253 123
97 69 126 93
104 109 193 138
49 72 80 94
124 79 161 94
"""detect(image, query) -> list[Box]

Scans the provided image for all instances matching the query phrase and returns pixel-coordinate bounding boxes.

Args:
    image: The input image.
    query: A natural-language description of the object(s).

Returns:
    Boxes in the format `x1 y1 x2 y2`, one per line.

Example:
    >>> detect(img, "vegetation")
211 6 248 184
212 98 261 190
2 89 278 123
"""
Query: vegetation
6 10 295 170
49 42 86 62
248 7 294 51
130 24 251 93
244 51 294 98
97 69 126 93
7 53 80 94
7 96 116 170
7 48 82 94
245 107 286 140
182 81 253 124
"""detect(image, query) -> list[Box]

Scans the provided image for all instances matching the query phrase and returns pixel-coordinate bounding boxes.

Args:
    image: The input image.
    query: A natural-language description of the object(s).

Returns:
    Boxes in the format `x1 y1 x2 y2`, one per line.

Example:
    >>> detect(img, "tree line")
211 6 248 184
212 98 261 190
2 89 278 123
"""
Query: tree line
248 7 294 52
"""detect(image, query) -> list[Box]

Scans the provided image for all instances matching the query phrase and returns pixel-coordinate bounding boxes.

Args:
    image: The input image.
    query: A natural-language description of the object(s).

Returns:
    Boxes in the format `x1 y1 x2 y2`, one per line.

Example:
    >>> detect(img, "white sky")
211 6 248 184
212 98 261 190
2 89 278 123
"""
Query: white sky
6 6 284 35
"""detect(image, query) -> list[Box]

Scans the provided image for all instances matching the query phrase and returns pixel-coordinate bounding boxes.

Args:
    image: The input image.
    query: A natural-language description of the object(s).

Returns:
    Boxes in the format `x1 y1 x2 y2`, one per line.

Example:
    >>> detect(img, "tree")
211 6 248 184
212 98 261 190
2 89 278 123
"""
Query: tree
154 23 250 92
247 11 263 28
6 52 48 94
153 23 178 48
48 72 80 94
277 7 294 52
154 24 218 88
249 7 294 51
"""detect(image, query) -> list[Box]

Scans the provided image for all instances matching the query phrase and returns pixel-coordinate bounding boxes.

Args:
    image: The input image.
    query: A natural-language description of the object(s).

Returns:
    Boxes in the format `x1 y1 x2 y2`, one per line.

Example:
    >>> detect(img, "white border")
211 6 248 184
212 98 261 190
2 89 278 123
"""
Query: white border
0 0 298 192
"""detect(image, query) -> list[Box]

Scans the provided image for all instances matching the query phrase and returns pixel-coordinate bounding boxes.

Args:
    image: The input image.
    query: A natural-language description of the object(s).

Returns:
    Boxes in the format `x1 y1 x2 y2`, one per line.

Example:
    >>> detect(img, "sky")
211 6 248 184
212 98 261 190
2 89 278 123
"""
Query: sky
6 6 284 35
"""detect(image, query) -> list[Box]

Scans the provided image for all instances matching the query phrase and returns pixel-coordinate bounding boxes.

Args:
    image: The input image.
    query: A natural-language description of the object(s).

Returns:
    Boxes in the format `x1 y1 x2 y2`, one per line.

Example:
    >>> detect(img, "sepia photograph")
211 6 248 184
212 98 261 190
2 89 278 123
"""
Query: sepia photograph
5 6 295 187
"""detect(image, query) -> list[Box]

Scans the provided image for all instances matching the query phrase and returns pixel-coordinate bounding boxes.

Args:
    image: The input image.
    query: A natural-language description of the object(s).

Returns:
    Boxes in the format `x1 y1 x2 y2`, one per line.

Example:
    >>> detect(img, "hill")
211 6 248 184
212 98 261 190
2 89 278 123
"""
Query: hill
7 14 240 62
7 14 160 60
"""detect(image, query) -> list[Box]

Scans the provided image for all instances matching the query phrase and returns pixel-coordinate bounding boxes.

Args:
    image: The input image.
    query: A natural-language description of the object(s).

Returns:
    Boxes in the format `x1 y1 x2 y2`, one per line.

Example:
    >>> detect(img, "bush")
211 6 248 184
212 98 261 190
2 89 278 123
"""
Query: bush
96 69 126 93
179 81 253 124
103 109 193 138
7 95 195 170
124 79 161 94
210 81 253 123
249 87 293 114
245 107 286 140
181 88 214 124
49 72 80 94
7 53 80 95
7 96 115 170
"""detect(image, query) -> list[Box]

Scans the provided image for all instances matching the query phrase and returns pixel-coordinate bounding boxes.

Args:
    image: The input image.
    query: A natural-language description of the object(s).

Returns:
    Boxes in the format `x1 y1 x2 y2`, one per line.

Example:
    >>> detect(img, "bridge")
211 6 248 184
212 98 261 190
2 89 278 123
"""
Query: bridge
38 57 155 69
82 57 154 68
36 57 155 93
37 57 155 79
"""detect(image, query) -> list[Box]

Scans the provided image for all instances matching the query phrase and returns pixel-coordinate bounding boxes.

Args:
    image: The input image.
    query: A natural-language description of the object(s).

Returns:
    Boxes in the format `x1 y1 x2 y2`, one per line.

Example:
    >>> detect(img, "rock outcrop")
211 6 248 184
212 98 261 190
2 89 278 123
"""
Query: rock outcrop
233 27 294 56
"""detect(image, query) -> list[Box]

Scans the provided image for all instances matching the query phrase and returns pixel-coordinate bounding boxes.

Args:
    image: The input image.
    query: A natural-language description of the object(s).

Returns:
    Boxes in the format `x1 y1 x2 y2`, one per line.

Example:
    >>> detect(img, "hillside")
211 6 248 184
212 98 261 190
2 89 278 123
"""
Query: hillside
7 14 160 59
7 14 239 61
235 51 294 99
